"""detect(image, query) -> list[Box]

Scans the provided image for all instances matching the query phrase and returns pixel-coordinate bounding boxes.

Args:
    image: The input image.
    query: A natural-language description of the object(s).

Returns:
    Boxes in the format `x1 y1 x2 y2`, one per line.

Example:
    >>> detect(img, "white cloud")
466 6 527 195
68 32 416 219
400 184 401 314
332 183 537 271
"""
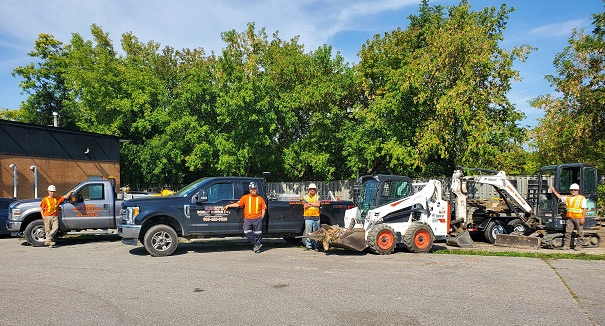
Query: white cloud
0 0 419 54
529 19 588 38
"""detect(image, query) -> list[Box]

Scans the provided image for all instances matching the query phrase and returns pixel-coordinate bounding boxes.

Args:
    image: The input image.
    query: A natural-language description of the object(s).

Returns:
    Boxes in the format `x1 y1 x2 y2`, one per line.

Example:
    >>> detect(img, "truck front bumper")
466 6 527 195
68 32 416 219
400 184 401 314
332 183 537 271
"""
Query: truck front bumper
6 220 21 234
118 224 141 245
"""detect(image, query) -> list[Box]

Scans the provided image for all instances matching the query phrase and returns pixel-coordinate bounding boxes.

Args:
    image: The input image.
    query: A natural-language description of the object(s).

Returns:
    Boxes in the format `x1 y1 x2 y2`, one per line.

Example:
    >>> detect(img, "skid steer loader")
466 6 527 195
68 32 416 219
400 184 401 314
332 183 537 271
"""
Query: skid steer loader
307 175 456 254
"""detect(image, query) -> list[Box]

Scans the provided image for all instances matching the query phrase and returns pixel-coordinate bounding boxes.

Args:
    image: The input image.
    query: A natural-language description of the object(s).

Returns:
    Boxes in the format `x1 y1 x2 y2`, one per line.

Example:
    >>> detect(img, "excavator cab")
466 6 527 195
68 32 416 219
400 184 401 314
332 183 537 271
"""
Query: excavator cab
536 163 599 230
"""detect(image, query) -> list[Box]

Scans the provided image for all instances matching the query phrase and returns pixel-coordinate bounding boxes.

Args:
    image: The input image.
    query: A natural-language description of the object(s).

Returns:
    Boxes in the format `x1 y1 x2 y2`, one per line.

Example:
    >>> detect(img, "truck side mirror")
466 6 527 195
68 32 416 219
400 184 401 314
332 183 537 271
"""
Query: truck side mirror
193 190 208 204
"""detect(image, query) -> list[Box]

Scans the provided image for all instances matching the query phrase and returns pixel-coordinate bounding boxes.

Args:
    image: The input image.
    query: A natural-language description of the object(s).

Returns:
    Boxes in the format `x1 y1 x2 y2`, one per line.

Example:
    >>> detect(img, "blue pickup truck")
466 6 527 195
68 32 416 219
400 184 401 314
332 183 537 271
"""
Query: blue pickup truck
119 177 353 256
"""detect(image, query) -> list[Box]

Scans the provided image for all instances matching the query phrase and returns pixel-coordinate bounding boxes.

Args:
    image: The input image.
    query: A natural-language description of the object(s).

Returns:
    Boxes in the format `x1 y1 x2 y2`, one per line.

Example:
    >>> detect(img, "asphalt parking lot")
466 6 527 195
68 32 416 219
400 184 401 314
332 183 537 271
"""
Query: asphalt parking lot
1 235 604 326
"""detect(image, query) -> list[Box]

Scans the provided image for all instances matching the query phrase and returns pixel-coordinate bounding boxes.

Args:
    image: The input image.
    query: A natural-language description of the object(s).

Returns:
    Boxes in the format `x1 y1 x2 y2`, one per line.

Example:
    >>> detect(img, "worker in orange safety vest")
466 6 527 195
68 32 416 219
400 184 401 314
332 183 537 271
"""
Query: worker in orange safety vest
551 183 586 251
39 185 71 247
223 182 266 253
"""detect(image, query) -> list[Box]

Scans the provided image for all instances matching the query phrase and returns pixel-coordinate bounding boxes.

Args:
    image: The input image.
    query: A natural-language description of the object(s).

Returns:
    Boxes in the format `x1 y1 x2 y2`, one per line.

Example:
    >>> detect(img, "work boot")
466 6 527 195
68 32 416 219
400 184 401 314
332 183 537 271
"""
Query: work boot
559 246 570 250
573 246 582 252
253 244 262 253
44 241 51 246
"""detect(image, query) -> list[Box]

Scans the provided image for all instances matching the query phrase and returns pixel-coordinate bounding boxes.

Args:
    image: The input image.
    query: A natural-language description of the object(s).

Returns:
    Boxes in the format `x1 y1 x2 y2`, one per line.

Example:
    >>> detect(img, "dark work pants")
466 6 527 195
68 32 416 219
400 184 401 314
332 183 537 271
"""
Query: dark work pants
243 217 263 247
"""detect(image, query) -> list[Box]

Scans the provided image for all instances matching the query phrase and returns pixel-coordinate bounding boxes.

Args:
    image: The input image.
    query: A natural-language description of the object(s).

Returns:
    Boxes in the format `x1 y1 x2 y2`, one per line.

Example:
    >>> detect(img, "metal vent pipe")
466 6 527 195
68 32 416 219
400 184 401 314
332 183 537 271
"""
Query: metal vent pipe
30 165 38 198
9 164 17 198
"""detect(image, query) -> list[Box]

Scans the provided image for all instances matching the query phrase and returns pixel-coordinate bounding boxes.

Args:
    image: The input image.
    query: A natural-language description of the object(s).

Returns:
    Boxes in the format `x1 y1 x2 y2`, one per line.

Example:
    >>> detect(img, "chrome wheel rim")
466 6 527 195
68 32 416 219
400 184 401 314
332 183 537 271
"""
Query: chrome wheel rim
32 226 46 242
492 224 505 239
151 231 173 251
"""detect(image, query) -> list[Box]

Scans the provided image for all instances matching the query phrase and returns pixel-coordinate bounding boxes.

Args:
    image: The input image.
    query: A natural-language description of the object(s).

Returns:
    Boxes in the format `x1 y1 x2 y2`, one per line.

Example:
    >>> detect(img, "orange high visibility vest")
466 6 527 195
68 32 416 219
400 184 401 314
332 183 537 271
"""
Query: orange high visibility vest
303 194 320 217
565 195 585 219
237 194 266 219
40 196 64 218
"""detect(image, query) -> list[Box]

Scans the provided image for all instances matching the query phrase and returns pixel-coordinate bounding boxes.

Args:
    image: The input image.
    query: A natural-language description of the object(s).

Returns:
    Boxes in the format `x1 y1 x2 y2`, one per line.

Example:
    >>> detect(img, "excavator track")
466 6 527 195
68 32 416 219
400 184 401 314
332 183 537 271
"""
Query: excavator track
540 232 601 249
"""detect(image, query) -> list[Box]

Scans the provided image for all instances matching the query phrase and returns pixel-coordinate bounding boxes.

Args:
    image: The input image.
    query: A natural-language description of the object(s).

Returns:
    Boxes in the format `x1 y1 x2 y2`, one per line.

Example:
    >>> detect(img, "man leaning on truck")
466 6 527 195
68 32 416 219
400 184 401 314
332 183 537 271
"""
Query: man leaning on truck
39 185 68 247
223 182 266 253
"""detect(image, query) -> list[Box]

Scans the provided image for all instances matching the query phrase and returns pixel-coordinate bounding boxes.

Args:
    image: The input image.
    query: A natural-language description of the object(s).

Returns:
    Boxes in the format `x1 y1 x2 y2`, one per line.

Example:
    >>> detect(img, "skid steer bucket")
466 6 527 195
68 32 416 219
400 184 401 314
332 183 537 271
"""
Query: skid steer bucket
446 231 475 248
494 234 541 249
307 225 367 252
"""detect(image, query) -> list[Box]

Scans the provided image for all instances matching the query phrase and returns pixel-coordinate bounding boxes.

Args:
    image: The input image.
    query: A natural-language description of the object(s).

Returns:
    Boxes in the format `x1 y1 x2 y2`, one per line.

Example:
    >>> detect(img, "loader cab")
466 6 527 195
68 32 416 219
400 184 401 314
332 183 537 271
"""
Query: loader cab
356 175 413 219
536 163 598 230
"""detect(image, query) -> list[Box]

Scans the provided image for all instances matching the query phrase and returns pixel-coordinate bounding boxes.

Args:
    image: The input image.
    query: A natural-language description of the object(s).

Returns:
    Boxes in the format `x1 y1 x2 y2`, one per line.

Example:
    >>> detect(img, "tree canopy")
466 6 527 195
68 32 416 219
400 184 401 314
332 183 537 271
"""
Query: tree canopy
7 1 539 187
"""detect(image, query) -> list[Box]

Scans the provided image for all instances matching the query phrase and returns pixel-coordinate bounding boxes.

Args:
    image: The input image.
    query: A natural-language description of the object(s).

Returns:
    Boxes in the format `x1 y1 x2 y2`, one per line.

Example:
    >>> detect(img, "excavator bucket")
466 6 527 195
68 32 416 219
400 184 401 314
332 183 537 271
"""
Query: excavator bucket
446 231 475 248
494 234 541 249
307 225 368 252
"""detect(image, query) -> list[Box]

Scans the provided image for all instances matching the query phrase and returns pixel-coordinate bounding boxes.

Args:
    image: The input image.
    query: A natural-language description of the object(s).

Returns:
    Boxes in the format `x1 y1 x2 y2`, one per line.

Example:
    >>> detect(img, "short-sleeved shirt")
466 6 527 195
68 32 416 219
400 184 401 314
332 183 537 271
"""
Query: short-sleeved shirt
40 196 66 218
560 195 587 209
237 194 266 219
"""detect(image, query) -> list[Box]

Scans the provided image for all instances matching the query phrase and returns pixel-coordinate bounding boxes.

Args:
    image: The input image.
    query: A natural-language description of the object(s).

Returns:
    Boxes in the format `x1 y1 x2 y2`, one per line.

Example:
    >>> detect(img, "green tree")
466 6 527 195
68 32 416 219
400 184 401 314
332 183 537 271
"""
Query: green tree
345 0 532 177
531 11 605 170
12 34 74 127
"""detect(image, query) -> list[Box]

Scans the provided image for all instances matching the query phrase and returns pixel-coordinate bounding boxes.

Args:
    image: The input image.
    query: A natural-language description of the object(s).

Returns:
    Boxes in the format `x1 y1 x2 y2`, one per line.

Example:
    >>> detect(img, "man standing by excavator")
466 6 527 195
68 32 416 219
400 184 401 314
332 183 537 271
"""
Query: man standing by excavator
40 185 68 247
551 183 586 251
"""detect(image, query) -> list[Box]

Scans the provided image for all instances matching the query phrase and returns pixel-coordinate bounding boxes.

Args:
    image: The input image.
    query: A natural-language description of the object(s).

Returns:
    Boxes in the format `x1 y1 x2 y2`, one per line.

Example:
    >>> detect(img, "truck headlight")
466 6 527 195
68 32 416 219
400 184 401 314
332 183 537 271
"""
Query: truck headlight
10 208 20 220
121 207 139 224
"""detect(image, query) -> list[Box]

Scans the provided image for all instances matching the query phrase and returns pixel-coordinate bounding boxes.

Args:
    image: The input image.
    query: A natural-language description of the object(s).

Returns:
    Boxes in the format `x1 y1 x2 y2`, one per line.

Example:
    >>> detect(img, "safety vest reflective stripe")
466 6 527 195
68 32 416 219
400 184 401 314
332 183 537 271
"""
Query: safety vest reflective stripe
304 194 320 217
566 195 584 218
248 196 259 215
45 197 57 214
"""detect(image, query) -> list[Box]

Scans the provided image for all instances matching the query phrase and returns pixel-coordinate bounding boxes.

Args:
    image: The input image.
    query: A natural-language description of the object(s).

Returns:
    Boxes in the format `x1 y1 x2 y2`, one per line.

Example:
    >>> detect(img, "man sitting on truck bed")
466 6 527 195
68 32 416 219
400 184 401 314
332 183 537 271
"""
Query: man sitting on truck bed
223 182 266 253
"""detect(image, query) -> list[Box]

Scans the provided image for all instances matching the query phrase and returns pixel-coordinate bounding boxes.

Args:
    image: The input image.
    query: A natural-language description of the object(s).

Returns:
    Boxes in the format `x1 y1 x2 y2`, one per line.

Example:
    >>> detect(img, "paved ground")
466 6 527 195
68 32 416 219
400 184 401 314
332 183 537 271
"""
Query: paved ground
0 235 604 326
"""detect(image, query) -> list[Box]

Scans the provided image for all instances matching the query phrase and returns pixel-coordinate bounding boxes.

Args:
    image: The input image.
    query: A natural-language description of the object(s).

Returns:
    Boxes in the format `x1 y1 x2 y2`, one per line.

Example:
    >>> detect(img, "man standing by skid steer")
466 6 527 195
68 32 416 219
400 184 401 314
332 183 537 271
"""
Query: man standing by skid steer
551 183 586 251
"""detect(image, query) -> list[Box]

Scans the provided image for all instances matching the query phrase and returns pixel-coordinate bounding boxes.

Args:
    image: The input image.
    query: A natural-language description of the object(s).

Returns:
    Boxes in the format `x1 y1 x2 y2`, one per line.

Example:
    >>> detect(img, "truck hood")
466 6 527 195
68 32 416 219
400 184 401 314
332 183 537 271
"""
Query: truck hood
10 198 41 209
123 195 184 207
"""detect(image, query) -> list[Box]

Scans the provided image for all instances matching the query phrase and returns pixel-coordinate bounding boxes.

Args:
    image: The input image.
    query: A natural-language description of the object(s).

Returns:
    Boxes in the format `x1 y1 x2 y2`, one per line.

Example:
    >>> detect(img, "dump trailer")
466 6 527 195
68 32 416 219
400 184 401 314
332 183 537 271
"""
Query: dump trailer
308 175 455 254
495 163 601 249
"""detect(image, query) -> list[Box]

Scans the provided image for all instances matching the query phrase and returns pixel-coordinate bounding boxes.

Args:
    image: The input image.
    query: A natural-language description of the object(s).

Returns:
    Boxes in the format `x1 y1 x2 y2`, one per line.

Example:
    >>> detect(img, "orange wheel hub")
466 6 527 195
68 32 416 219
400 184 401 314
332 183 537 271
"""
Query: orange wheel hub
414 230 430 249
377 230 394 250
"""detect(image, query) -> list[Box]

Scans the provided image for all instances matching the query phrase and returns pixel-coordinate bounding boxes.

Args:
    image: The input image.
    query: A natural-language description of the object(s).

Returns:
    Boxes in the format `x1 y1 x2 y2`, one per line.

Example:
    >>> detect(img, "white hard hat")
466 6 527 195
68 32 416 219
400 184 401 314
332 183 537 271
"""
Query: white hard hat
569 183 580 190
47 185 57 192
308 183 317 189
249 182 258 189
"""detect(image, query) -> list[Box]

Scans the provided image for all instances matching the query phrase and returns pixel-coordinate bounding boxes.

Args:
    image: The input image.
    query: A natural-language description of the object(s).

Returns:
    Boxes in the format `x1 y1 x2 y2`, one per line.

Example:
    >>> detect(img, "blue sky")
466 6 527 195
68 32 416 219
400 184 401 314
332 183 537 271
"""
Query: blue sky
0 0 603 127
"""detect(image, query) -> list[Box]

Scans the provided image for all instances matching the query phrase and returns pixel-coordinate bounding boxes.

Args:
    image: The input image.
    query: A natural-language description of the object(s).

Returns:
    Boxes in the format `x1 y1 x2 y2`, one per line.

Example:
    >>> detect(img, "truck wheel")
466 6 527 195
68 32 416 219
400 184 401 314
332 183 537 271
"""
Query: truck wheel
24 219 46 247
143 224 178 257
402 223 434 253
484 221 505 244
367 224 396 255
506 219 526 234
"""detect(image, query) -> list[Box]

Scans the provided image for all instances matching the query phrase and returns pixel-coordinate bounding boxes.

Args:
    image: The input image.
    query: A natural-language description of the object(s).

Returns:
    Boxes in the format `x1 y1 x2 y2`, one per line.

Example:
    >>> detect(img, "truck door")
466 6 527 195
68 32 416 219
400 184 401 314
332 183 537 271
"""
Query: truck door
190 182 239 234
61 183 113 230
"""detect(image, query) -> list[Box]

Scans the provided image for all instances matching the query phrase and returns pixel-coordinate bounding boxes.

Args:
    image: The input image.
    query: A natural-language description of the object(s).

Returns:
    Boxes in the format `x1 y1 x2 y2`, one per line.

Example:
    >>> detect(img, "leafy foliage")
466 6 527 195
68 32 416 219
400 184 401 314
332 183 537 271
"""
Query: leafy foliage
531 11 605 170
10 1 534 187
346 0 531 177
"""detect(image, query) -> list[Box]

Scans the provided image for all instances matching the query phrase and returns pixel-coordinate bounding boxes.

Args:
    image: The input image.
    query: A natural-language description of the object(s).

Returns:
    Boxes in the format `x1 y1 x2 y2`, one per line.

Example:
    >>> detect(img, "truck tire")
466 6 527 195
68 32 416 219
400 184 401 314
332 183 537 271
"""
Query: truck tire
367 224 396 255
24 219 47 247
484 220 506 244
143 224 178 257
402 223 434 253
506 219 527 234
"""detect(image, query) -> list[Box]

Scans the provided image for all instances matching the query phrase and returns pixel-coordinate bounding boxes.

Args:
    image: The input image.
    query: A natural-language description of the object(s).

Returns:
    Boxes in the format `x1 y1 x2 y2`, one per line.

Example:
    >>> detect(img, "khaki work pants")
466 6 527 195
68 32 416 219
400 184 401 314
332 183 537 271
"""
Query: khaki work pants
563 218 583 248
44 216 59 243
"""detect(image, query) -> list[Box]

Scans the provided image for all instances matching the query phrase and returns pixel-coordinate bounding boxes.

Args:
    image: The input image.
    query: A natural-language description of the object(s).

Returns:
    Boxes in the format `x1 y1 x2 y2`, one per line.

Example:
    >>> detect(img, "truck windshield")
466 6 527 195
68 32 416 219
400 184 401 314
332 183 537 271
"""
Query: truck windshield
62 182 86 197
174 178 208 197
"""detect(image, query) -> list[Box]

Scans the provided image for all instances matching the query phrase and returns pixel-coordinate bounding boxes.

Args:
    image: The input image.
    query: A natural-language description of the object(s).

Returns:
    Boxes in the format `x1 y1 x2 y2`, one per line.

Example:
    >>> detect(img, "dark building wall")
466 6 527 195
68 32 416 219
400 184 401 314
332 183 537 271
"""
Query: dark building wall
0 120 122 199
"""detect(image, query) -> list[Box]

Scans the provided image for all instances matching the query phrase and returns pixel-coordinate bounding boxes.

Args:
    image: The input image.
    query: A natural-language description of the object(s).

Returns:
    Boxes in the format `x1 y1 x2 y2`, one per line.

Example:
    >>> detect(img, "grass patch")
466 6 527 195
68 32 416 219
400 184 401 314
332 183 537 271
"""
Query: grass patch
433 249 605 261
